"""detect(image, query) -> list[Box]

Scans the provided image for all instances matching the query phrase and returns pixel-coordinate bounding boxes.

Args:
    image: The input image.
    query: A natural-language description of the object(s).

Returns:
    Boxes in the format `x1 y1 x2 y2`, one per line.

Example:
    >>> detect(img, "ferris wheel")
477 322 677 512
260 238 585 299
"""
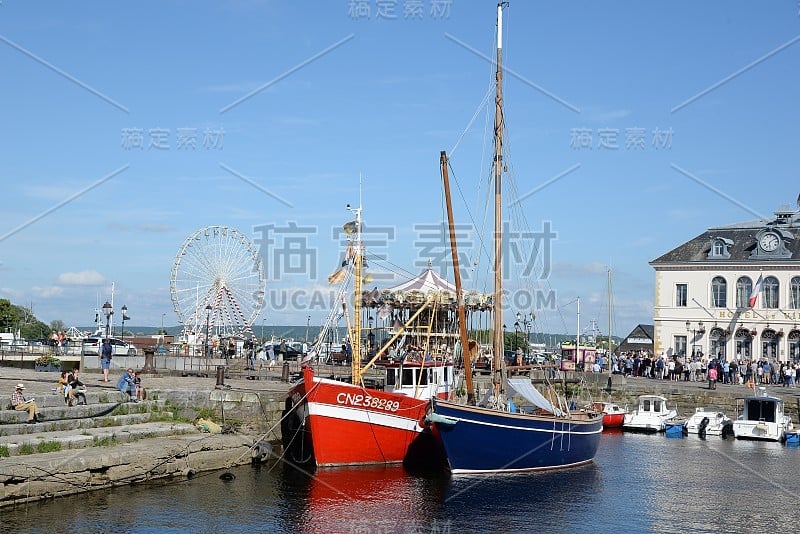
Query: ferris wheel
170 225 265 339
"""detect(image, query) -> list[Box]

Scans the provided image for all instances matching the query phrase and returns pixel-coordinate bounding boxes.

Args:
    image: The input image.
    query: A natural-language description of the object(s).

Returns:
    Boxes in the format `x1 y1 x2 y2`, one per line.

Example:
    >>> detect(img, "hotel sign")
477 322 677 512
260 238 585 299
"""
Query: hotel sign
717 310 800 320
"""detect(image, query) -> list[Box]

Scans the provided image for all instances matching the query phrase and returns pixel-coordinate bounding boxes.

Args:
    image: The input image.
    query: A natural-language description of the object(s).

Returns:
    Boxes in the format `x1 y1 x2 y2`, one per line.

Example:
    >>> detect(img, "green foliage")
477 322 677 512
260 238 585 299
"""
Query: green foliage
0 298 51 339
195 407 217 420
92 435 118 447
36 441 62 453
35 354 61 367
18 443 35 455
503 331 529 352
0 445 9 457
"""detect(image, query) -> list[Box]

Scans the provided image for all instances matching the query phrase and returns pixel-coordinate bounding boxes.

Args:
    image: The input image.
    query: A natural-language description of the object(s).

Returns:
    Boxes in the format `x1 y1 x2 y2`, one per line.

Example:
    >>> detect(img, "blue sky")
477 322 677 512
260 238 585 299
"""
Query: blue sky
1 1 798 338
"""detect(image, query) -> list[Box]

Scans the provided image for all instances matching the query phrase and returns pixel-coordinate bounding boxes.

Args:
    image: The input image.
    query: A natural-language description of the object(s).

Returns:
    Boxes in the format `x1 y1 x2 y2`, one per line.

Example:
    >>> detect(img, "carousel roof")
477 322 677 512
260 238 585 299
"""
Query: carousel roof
386 267 456 294
362 266 492 311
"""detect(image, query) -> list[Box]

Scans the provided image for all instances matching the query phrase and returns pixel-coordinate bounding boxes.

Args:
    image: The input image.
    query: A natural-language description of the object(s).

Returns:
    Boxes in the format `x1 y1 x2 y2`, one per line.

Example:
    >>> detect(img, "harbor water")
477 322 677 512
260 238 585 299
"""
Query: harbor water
5 431 800 533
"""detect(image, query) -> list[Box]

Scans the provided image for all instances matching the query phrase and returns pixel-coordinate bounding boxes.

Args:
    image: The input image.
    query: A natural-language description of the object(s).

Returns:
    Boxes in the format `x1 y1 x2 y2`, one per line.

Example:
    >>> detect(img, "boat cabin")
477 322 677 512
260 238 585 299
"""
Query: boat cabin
636 395 669 415
740 394 783 423
383 362 454 400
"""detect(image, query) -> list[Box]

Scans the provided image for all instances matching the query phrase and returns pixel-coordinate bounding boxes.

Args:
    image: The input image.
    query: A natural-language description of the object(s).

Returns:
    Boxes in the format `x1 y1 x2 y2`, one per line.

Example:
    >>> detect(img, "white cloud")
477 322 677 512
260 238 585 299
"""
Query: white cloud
31 285 65 298
57 270 106 286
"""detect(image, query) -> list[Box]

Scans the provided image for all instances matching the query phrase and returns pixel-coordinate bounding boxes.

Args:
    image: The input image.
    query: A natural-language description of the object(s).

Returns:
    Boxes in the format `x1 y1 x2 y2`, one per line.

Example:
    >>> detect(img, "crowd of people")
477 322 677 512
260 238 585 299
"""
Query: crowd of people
607 350 800 388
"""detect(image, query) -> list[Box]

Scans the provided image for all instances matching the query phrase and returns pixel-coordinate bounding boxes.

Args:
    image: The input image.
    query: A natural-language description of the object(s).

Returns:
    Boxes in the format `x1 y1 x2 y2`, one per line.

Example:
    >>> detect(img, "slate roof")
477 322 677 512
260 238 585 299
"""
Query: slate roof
650 207 800 265
618 324 654 352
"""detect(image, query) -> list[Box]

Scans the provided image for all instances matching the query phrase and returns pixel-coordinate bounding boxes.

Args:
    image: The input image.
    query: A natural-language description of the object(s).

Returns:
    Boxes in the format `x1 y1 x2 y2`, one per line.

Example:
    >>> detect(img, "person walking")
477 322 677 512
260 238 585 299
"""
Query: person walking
100 338 113 382
11 383 41 423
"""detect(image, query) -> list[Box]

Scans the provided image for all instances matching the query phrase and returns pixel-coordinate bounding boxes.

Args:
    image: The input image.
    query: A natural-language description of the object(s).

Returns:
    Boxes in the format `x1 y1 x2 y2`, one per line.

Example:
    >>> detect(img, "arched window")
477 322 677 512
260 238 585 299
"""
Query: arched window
711 276 727 308
763 276 779 309
790 276 800 309
736 276 752 308
712 240 725 256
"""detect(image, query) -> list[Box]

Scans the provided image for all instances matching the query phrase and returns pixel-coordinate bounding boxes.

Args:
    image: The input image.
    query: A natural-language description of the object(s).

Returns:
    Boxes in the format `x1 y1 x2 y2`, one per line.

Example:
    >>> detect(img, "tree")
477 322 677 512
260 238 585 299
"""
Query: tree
0 299 18 333
50 319 66 333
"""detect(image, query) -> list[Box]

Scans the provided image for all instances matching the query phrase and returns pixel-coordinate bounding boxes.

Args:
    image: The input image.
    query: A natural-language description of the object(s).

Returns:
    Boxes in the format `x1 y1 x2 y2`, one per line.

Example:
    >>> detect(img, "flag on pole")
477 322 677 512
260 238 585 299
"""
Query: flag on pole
749 274 763 308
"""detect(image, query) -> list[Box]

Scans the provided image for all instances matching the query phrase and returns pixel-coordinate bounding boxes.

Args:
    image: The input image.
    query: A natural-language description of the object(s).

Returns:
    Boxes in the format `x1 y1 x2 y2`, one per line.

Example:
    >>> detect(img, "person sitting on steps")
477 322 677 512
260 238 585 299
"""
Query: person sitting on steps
67 367 87 406
11 383 41 424
116 368 137 402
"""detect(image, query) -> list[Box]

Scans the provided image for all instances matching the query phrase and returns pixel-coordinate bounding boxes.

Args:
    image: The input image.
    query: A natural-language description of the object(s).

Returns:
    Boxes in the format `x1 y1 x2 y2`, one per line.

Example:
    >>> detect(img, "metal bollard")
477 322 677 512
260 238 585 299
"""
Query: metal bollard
216 365 225 387
281 361 290 382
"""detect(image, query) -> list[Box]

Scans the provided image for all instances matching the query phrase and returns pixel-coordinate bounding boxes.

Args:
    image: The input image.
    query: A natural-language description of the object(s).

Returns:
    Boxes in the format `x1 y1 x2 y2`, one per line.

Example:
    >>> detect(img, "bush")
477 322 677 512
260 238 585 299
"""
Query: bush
35 354 61 367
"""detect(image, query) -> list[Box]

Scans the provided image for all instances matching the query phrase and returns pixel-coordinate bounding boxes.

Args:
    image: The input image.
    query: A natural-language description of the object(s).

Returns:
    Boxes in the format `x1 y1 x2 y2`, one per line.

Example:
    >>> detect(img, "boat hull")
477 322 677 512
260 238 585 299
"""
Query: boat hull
430 399 603 474
732 419 793 442
282 367 433 467
684 409 733 437
603 413 625 429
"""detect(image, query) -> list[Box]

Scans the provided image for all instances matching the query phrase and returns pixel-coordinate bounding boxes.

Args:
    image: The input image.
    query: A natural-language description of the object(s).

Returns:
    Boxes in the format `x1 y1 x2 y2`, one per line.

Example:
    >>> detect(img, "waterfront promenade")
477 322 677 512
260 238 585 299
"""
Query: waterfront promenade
2 363 798 508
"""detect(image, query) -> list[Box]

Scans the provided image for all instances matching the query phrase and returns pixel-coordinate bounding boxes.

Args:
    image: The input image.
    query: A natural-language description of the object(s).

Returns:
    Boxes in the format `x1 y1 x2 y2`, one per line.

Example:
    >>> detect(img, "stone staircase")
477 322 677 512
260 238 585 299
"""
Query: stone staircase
0 392 198 457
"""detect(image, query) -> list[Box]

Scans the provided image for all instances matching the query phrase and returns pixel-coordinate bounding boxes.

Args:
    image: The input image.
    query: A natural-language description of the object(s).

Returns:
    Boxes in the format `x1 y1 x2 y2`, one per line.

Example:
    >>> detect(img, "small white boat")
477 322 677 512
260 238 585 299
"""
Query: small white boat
732 387 794 442
684 407 733 437
623 395 677 433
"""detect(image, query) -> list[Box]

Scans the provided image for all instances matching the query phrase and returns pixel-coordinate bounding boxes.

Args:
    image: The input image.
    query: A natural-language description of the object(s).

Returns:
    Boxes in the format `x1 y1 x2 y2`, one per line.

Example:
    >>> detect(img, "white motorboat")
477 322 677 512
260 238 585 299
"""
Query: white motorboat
683 407 733 437
623 395 677 433
732 387 794 441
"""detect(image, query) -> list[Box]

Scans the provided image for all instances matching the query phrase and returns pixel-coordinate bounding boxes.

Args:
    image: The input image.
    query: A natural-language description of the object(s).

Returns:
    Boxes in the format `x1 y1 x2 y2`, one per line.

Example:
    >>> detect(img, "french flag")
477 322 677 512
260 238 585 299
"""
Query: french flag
749 274 763 308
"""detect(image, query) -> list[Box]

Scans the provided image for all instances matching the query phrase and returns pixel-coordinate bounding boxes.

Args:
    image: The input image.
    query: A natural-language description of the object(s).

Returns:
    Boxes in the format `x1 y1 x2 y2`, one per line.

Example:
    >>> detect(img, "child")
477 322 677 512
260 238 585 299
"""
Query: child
57 371 69 401
134 372 144 401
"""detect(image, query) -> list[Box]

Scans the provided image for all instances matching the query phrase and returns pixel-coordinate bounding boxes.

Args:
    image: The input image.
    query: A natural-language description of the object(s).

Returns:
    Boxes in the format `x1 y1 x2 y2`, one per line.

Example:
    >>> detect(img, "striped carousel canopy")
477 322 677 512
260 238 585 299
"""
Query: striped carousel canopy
386 266 456 294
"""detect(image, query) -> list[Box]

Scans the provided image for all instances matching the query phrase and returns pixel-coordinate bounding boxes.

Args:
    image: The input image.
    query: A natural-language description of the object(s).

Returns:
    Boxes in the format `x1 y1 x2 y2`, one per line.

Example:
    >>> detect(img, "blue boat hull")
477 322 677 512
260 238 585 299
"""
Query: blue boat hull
431 399 603 474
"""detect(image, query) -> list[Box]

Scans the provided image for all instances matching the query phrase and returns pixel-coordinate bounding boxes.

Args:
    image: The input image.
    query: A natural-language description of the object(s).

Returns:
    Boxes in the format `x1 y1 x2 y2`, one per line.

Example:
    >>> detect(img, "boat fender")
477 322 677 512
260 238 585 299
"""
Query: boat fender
425 413 458 426
182 468 196 479
219 471 236 481
251 441 273 464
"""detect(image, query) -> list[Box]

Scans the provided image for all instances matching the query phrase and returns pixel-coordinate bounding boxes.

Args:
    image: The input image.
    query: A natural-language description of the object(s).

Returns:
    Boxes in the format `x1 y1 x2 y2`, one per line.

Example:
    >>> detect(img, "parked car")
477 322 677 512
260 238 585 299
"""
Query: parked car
82 337 138 356
267 343 304 361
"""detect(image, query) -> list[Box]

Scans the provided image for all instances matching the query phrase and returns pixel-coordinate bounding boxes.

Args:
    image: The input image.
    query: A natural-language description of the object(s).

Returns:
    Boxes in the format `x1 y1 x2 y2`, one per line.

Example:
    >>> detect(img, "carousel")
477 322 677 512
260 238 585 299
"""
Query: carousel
359 264 493 364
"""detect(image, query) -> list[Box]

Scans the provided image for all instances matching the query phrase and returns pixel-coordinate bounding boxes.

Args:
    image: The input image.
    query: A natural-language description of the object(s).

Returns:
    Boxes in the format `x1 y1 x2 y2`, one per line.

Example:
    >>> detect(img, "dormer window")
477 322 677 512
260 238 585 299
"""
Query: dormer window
708 237 732 259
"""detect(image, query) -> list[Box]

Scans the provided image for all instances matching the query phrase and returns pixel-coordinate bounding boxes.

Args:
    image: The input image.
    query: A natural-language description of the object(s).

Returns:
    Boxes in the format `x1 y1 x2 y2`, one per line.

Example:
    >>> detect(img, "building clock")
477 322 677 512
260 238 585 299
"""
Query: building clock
759 232 780 252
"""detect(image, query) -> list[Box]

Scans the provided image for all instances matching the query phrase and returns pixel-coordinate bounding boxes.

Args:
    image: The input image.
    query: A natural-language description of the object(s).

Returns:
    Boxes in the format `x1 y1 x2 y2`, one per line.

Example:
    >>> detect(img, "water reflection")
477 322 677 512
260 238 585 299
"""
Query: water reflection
282 465 449 534
4 432 800 534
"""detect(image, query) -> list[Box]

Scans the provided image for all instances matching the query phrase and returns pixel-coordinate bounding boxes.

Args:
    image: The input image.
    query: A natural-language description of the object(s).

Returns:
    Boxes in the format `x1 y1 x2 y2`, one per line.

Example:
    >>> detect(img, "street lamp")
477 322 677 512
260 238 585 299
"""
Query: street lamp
517 311 533 357
686 320 705 359
161 313 166 334
205 304 213 358
102 301 113 339
121 305 129 342
306 315 311 343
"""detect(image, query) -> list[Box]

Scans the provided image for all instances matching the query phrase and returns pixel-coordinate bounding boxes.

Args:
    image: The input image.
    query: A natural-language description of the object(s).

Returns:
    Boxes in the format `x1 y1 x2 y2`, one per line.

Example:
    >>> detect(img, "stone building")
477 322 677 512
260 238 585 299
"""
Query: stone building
650 201 800 363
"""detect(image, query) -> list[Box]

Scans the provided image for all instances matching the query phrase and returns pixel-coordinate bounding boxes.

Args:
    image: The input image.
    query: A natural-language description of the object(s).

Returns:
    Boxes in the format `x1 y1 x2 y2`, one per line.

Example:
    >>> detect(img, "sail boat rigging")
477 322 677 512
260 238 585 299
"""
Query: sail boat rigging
427 2 603 474
280 202 457 468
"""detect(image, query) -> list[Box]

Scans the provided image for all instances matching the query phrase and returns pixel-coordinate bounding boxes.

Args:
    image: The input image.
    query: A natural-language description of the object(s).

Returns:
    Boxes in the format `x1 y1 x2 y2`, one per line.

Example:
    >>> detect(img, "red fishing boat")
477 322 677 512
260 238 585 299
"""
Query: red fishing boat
281 204 459 468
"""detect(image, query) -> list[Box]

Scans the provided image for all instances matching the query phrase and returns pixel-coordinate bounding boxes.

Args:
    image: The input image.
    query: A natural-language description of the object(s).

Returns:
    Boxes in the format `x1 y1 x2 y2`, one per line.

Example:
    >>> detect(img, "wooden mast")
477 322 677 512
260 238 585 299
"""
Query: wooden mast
492 2 506 376
350 204 363 386
441 151 475 405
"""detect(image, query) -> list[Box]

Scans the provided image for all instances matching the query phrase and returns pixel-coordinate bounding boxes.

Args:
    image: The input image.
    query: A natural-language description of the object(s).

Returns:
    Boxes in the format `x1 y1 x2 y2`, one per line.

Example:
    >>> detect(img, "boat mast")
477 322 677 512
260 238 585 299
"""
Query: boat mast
607 268 613 356
576 296 581 363
349 203 363 386
492 2 507 375
441 151 476 405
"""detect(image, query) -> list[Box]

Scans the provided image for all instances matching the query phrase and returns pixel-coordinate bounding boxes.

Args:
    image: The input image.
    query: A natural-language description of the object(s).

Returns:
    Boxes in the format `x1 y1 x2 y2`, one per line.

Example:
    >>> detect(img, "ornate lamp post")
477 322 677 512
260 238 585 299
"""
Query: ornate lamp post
121 305 129 342
102 301 113 339
205 304 213 358
686 320 705 359
517 311 533 357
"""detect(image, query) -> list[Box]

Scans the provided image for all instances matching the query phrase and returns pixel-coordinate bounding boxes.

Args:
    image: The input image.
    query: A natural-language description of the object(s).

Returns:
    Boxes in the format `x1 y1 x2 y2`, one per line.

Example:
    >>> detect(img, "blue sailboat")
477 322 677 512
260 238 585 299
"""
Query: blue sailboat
428 2 603 474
